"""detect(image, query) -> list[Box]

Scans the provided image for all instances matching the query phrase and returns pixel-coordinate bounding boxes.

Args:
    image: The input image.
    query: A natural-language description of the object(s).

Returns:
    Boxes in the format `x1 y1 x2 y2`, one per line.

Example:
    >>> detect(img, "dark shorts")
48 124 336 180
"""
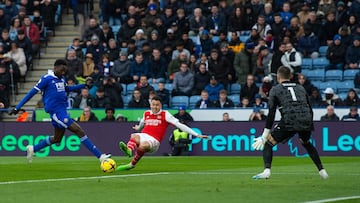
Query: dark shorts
271 125 312 144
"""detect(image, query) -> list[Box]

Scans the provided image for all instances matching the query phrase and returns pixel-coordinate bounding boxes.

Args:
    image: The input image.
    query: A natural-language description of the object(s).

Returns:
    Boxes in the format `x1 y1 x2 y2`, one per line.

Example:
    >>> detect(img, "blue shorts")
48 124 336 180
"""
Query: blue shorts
50 111 74 129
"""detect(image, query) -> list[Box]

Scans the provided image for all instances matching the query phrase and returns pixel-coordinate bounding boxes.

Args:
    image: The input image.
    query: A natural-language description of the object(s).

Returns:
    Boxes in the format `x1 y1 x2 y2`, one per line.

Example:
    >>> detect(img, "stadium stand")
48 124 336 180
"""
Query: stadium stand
171 96 189 108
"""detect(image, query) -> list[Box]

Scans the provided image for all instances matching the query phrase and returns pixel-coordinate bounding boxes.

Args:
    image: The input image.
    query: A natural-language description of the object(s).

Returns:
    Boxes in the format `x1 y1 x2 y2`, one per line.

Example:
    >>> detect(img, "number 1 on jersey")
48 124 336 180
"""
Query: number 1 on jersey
287 87 297 101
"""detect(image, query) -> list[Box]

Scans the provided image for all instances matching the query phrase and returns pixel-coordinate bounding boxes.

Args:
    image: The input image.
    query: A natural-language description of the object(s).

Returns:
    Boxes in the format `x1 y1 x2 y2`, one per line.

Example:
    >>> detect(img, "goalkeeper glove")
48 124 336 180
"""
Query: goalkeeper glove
252 128 271 151
9 108 19 115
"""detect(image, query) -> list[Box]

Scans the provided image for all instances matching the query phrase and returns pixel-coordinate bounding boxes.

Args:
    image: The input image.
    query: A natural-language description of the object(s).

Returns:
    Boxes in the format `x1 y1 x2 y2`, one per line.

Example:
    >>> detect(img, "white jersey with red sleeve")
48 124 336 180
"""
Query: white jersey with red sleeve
140 110 200 142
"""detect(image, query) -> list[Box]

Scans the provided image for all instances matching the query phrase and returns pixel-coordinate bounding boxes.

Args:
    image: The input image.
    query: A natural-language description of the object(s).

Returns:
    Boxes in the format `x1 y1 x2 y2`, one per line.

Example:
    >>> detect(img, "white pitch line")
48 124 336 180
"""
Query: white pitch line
303 196 360 203
1 171 359 185
0 172 170 185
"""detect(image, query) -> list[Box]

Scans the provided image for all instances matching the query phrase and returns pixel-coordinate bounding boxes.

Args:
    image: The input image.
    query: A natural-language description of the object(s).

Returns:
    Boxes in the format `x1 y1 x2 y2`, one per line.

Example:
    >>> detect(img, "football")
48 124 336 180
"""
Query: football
100 158 116 173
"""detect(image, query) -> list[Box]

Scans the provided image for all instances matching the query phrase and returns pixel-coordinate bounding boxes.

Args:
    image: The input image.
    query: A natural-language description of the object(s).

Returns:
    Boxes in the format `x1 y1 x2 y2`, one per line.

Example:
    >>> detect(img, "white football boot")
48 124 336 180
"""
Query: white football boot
26 145 34 163
252 168 271 179
319 169 329 179
99 153 112 163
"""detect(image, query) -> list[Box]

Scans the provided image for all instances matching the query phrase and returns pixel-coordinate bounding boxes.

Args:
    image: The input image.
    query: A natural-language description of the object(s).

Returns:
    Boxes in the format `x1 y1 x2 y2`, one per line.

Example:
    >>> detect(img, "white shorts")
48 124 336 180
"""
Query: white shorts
136 133 160 153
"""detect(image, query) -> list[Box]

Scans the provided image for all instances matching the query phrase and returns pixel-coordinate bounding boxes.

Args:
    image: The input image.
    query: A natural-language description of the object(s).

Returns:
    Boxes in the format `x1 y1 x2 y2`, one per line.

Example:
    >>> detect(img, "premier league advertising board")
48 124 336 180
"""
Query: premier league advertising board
0 122 359 156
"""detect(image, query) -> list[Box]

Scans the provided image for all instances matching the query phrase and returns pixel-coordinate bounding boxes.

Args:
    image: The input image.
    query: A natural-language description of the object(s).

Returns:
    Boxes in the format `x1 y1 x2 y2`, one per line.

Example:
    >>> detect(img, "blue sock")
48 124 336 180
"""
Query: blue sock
34 136 52 152
80 135 102 158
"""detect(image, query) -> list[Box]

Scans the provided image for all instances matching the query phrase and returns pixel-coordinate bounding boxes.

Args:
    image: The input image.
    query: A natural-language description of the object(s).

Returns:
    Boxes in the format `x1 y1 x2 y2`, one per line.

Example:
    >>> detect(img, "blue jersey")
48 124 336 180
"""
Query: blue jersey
16 70 85 113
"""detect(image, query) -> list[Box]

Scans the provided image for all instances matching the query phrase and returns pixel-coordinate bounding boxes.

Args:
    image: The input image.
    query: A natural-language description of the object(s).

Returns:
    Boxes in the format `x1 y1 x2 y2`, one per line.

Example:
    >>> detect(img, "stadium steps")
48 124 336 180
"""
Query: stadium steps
4 10 84 121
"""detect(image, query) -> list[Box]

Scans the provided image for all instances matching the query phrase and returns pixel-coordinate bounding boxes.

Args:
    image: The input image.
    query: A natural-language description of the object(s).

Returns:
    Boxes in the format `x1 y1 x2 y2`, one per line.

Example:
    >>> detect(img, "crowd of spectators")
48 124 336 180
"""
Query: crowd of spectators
2 0 360 121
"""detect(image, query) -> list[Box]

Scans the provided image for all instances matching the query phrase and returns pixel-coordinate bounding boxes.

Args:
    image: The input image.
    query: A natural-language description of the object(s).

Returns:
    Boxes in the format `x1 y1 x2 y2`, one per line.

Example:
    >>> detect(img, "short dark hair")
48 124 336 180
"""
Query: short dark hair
151 95 162 102
277 66 292 79
54 59 67 67
105 107 115 113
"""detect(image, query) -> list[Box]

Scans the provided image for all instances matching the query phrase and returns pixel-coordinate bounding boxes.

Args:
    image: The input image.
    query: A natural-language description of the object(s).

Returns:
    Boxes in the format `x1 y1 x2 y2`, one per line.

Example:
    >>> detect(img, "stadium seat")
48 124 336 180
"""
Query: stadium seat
228 94 240 106
122 95 132 108
171 96 189 108
189 95 201 108
319 82 337 93
165 83 173 92
301 58 313 69
325 70 343 81
111 25 121 40
311 80 321 89
306 69 325 81
336 81 355 93
121 83 127 95
212 36 219 43
240 36 250 42
338 92 348 100
312 57 329 69
126 83 137 95
318 46 328 57
230 83 241 95
343 69 360 80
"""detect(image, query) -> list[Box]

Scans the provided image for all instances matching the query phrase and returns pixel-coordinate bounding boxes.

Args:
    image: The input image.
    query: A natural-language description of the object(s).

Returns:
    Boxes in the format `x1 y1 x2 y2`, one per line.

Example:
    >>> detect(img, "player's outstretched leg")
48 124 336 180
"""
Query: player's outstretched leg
301 139 328 179
119 141 133 157
26 136 52 163
117 148 145 171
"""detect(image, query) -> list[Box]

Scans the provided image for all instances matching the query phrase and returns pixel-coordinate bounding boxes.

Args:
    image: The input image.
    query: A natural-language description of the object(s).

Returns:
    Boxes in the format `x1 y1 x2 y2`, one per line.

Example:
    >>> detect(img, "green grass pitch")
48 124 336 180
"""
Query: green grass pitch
0 156 359 203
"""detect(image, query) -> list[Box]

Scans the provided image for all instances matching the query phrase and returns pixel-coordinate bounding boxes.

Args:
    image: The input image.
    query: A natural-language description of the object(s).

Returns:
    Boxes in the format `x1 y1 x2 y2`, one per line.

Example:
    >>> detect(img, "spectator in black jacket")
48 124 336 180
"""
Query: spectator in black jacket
192 63 211 95
128 89 150 108
320 105 340 121
173 105 194 122
73 88 96 109
326 34 346 70
214 89 235 108
101 107 116 122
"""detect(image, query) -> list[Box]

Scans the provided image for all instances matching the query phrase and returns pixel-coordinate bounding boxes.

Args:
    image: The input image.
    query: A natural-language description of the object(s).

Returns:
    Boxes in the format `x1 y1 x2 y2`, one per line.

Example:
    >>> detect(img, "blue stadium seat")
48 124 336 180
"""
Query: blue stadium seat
189 95 201 108
212 36 219 43
338 92 348 100
311 80 321 90
126 83 137 95
305 69 325 81
301 58 313 69
240 36 250 42
319 82 337 93
336 81 355 93
312 57 329 69
230 83 241 95
165 83 173 91
121 83 127 95
325 70 343 81
122 95 132 108
318 46 328 57
343 69 360 80
228 94 240 106
171 96 189 108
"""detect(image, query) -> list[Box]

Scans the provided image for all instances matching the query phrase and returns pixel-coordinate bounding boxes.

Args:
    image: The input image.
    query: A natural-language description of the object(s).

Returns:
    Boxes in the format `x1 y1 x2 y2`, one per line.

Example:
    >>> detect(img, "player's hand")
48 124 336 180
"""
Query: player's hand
9 108 19 115
252 128 271 151
196 135 208 139
132 125 140 131
252 137 265 151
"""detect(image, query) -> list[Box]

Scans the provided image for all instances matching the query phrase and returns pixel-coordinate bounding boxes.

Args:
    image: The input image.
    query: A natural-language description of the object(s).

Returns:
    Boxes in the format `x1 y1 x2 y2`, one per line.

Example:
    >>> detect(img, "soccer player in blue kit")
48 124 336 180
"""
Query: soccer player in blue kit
10 59 111 163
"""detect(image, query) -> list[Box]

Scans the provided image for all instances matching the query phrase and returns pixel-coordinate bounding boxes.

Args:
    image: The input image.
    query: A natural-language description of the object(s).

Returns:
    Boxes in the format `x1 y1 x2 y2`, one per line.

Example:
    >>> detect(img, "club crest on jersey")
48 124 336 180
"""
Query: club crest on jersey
157 115 162 119
64 118 69 123
56 82 65 92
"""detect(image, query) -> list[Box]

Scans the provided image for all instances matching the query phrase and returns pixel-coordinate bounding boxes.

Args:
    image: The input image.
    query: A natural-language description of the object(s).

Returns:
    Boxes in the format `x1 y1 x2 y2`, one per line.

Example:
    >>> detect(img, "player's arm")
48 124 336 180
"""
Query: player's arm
165 111 208 139
66 84 86 92
10 78 46 114
132 112 146 131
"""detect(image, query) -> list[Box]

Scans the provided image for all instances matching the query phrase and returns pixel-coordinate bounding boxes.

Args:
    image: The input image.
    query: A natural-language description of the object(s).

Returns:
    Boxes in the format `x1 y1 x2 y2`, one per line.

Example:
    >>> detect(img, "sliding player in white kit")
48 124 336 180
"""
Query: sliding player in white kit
117 96 208 171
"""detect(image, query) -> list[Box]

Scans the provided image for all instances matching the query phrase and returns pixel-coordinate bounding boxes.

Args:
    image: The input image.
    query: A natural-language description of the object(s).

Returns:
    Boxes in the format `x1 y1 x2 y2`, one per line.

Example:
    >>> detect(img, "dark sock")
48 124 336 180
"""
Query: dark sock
302 142 324 171
263 142 273 169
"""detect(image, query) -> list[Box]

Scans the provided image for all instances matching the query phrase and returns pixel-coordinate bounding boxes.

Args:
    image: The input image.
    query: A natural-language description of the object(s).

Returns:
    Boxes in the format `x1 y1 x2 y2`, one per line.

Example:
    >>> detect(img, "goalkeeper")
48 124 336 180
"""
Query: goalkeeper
252 66 328 179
